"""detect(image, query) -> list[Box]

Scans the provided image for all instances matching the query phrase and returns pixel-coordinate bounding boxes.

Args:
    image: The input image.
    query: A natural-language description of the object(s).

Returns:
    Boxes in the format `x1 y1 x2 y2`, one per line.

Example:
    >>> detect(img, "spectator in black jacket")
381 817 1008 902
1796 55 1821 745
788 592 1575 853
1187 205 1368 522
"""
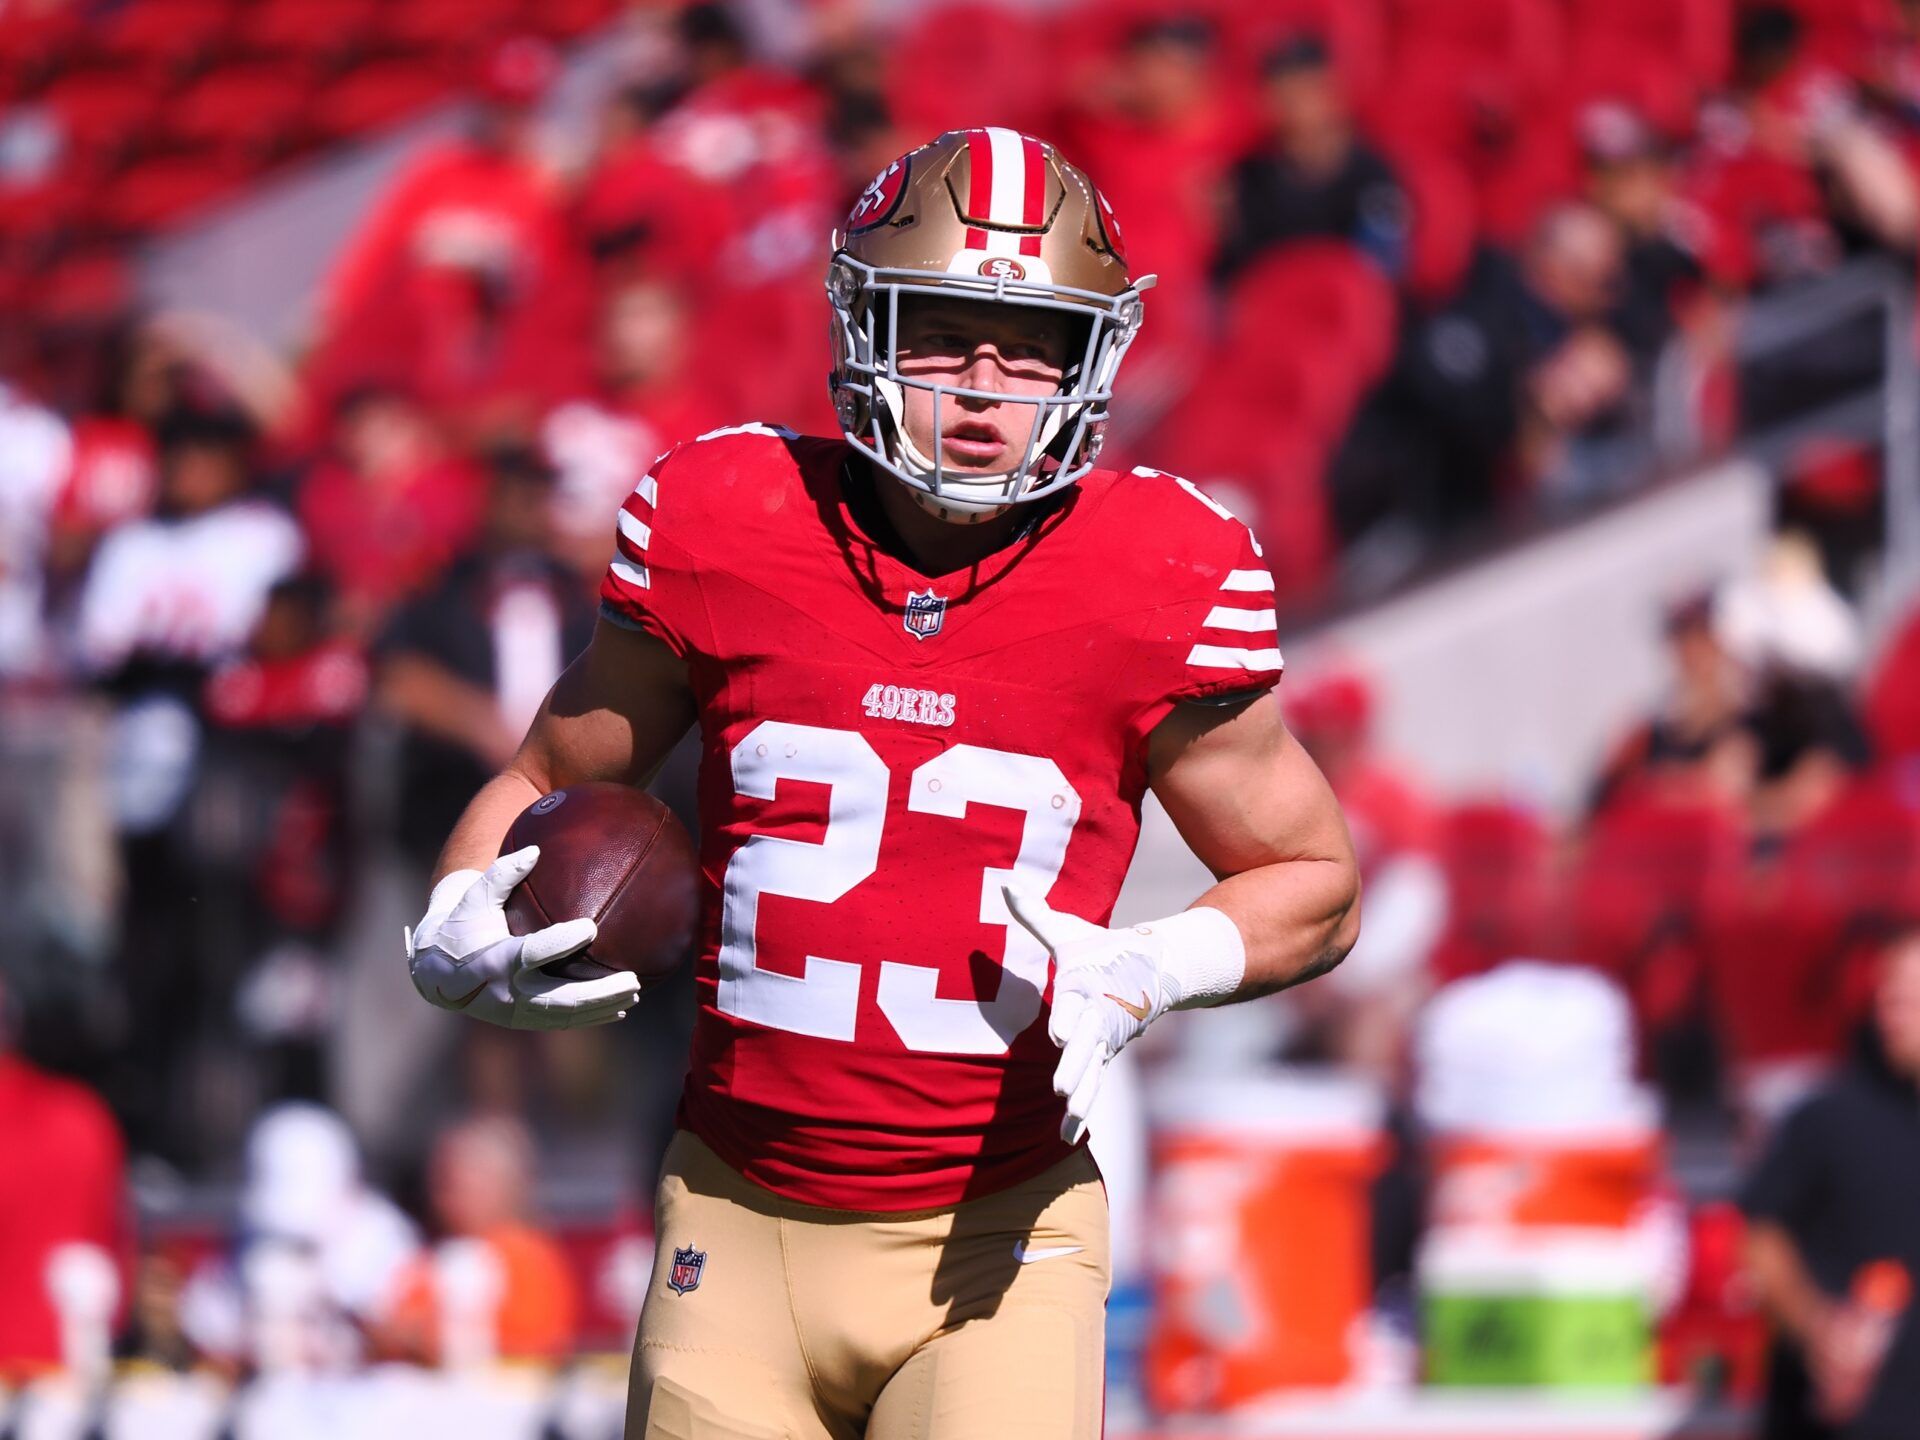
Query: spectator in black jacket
1214 35 1408 285
1744 929 1920 1440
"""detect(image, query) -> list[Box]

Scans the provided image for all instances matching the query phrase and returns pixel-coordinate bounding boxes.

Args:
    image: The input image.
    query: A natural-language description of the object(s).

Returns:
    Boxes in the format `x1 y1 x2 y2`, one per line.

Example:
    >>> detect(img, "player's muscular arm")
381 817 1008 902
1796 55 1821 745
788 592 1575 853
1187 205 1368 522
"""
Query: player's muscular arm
431 616 696 884
1005 688 1358 1142
1147 690 1361 999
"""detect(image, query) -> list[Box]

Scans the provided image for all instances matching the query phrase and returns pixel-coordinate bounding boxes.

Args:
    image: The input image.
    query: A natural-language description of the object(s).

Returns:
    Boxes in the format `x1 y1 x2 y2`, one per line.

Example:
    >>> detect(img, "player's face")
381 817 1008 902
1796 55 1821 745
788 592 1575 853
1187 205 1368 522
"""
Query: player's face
894 297 1071 474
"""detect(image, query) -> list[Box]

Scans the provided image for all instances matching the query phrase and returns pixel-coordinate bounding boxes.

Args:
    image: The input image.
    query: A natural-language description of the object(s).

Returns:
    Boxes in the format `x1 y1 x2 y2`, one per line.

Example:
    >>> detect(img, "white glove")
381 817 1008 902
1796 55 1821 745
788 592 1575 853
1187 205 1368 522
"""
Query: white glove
406 846 640 1030
1004 887 1245 1144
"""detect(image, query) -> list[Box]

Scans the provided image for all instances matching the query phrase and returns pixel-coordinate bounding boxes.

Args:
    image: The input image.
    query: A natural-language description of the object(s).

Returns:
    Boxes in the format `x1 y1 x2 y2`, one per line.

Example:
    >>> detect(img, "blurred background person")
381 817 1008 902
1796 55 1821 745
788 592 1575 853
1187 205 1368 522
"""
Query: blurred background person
75 405 302 1167
295 383 484 643
1214 34 1409 287
305 36 585 436
373 1114 579 1366
540 275 726 578
343 446 596 1161
1060 15 1238 377
0 972 127 1386
177 1103 418 1373
1743 929 1920 1439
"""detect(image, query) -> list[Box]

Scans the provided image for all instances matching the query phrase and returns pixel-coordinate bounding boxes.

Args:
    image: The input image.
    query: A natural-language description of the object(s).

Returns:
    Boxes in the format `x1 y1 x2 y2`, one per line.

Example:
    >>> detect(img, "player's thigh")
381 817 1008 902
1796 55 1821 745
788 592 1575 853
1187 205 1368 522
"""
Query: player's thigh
627 1134 828 1440
863 1253 1108 1440
866 1158 1109 1440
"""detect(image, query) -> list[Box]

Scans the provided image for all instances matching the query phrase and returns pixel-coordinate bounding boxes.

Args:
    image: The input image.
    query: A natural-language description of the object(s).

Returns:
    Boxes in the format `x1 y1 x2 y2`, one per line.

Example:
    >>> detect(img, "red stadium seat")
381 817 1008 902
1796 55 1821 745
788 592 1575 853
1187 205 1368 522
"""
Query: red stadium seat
233 0 379 66
371 0 520 58
1566 0 1732 97
1475 103 1580 246
1429 800 1560 982
96 0 238 75
514 0 619 41
1780 0 1905 80
1384 144 1478 305
1701 774 1919 1079
0 8 86 94
1219 243 1397 440
21 250 133 328
1388 0 1563 102
43 66 158 155
883 5 1061 141
1865 603 1920 761
1163 381 1333 598
90 151 251 233
165 61 318 154
308 59 456 140
1569 781 1746 1030
1785 773 1920 938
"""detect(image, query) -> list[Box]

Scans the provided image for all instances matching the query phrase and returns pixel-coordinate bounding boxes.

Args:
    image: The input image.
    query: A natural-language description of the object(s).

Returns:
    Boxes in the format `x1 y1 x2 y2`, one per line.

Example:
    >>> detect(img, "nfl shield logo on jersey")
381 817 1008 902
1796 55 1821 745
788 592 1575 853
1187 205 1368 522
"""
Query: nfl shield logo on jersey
668 1245 706 1295
903 588 947 641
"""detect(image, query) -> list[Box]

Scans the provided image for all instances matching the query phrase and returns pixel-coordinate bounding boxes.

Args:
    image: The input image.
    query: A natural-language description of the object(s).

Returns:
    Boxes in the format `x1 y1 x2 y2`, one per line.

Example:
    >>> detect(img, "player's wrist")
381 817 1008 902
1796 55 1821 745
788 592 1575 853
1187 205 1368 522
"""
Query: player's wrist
1137 905 1246 1009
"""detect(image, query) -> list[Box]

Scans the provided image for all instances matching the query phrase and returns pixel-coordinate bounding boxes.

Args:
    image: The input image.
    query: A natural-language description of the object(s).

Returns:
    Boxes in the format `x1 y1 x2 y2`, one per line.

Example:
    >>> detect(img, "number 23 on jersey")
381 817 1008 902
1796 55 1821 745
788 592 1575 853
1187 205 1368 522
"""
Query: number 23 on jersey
717 720 1081 1057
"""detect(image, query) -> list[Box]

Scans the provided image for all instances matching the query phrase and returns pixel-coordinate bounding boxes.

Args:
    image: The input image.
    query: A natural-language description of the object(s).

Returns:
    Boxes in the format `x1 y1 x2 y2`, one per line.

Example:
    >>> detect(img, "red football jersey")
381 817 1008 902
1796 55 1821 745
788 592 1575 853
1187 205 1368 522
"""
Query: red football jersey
598 425 1282 1209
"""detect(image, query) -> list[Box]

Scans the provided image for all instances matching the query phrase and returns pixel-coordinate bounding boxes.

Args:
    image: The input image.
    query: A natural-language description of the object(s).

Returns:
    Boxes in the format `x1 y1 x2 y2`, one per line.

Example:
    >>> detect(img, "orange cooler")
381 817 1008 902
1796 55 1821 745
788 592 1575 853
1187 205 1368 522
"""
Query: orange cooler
1428 1114 1662 1232
1144 1071 1384 1412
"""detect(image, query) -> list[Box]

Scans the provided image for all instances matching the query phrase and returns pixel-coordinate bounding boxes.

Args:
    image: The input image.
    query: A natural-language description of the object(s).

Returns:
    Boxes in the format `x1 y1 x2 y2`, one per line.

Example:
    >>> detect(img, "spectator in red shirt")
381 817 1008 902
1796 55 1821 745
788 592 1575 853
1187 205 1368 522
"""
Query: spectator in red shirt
1059 17 1242 372
0 975 127 1384
541 277 727 578
296 385 484 642
306 37 589 430
1686 6 1918 295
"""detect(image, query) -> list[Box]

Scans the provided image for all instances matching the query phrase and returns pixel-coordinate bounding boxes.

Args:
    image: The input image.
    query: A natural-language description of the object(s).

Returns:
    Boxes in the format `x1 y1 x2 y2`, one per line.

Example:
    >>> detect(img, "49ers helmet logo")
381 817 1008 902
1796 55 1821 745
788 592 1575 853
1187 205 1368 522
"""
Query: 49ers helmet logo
847 158 909 234
977 257 1026 281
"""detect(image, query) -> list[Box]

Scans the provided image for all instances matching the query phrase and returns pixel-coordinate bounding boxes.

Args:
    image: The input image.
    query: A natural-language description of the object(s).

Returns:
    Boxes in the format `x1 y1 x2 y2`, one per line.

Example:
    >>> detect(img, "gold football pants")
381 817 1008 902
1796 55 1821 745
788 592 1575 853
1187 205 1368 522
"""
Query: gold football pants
628 1131 1109 1439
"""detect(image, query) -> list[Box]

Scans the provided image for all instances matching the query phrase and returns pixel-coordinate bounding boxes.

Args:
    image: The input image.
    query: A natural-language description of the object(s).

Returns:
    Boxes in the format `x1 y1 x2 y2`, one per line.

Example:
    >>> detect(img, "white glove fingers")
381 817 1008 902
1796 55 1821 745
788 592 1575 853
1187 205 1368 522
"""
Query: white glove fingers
517 917 599 970
1047 985 1087 1049
1052 1013 1102 1100
534 970 642 1009
529 991 635 1029
479 845 541 908
1065 1041 1107 1125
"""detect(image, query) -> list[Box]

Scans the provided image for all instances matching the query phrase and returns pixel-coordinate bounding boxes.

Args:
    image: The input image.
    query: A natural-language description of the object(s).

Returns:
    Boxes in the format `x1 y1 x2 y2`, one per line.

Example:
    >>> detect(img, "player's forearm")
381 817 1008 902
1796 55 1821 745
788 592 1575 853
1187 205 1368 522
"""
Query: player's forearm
431 767 543 885
1190 854 1362 1003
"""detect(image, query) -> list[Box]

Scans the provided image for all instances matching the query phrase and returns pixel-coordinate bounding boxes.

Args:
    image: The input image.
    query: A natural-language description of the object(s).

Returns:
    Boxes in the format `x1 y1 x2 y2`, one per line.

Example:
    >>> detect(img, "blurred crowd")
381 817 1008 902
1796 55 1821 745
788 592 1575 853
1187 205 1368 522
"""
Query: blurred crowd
5 0 1920 1428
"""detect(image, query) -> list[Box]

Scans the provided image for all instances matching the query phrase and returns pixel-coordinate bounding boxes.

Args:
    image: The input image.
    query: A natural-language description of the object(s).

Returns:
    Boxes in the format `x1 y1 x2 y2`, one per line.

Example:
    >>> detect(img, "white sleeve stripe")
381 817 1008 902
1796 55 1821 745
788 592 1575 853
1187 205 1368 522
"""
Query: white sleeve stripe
609 558 650 591
634 474 658 506
1202 606 1277 633
616 510 652 550
1186 644 1283 671
1220 570 1274 592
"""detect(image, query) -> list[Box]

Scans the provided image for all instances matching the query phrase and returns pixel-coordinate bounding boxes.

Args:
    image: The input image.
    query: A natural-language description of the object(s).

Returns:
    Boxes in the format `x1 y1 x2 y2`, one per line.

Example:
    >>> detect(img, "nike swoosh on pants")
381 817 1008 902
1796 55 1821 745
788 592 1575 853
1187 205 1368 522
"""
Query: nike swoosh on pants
1013 1243 1084 1264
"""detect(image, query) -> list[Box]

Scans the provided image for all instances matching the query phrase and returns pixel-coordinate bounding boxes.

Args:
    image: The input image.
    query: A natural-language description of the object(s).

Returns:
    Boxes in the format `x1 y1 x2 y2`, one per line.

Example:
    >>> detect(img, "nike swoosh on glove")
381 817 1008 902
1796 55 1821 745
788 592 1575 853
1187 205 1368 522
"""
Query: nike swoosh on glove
1004 887 1244 1145
406 846 640 1030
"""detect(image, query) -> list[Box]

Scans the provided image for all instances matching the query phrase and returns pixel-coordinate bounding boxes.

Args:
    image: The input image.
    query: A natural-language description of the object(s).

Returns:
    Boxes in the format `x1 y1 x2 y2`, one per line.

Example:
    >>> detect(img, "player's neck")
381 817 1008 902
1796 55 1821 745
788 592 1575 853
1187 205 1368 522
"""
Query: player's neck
867 463 1041 578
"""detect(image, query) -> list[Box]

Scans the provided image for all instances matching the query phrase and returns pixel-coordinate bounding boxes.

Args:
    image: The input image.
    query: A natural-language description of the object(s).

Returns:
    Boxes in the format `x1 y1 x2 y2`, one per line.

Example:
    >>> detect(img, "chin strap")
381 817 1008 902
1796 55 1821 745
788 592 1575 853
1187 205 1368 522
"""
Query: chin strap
905 488 1013 525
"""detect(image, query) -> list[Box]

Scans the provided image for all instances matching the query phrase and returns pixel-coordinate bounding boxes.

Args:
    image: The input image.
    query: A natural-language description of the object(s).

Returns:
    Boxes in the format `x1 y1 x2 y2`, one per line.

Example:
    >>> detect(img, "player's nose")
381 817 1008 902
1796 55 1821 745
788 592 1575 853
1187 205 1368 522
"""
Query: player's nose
956 345 1011 395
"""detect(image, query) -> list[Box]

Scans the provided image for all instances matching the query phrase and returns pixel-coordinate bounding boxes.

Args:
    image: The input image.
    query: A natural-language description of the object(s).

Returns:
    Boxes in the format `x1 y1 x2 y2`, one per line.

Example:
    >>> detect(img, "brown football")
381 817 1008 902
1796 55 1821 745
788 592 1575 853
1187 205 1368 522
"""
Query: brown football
500 783 700 988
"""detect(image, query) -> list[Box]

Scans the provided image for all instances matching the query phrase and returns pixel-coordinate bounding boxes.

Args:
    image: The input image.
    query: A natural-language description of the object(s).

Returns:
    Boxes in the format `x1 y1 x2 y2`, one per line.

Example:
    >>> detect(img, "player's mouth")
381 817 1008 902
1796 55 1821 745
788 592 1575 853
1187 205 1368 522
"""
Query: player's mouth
941 421 1009 467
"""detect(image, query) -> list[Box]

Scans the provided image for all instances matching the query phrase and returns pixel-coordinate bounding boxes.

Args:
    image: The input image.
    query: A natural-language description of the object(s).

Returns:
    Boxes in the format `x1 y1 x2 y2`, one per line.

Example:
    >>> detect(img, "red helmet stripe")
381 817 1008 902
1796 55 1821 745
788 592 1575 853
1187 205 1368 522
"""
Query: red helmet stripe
964 128 992 249
1019 134 1045 255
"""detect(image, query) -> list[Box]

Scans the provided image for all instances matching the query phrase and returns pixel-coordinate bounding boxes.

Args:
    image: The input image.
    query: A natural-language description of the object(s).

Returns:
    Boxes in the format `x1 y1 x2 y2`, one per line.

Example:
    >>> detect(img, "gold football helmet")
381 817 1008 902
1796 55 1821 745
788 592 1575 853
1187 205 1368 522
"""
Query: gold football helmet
827 128 1152 522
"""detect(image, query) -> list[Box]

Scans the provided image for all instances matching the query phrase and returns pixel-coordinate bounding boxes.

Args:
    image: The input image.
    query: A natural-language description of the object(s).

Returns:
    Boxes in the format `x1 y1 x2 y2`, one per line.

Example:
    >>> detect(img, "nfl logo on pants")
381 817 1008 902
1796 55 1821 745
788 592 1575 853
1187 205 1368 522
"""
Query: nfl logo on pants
903 588 946 641
668 1245 706 1295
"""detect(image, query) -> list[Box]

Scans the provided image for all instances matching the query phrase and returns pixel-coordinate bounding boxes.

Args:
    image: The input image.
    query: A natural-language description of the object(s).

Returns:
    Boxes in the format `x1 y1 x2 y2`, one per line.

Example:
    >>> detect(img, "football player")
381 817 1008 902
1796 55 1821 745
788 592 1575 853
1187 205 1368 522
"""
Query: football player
406 128 1360 1438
